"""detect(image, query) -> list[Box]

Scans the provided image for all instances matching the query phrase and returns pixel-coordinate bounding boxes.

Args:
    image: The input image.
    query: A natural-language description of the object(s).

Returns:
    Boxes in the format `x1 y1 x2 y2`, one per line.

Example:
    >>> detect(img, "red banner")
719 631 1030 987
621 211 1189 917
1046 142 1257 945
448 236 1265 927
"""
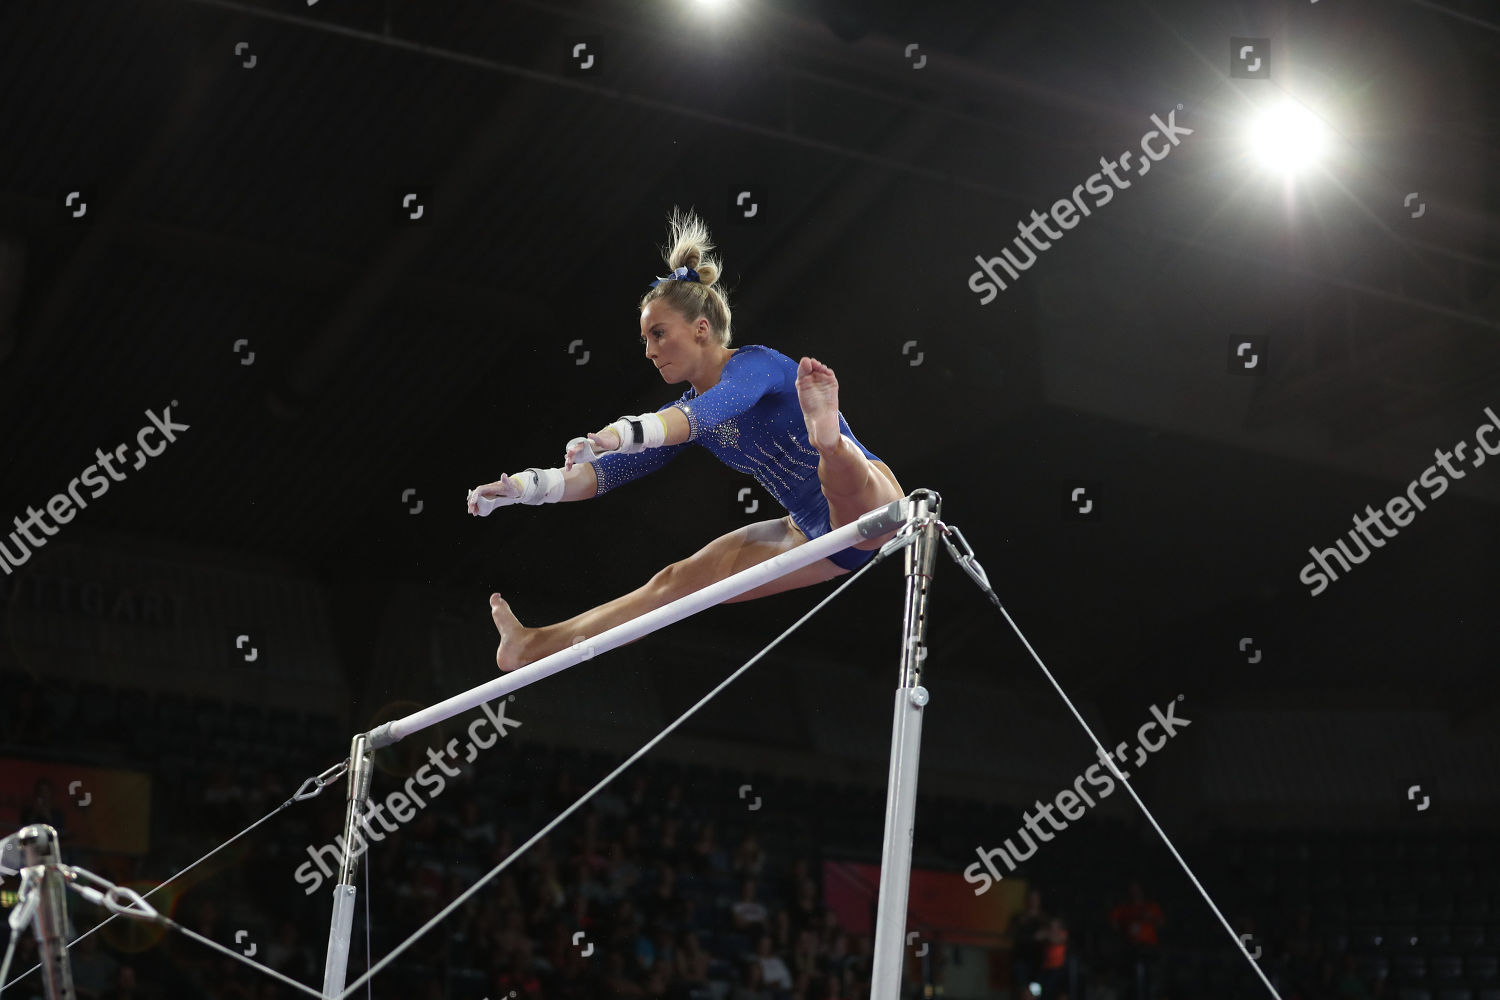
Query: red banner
822 860 1022 947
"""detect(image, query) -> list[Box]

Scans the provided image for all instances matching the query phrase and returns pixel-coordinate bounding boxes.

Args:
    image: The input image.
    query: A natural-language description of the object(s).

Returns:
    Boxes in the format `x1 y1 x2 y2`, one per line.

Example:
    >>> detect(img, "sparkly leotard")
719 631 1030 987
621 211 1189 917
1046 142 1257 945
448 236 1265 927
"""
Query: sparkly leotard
591 345 882 570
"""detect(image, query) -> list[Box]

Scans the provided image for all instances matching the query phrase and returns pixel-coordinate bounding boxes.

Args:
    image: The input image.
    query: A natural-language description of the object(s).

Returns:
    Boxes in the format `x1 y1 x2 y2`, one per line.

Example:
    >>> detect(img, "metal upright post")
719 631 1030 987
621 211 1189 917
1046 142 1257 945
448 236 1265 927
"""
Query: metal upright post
322 734 373 998
19 824 76 1000
870 489 941 1000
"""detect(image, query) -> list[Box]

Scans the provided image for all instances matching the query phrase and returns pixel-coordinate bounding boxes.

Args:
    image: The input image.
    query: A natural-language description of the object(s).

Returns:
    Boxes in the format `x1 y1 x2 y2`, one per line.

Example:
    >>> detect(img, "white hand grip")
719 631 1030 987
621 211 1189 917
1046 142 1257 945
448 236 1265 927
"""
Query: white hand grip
567 436 601 465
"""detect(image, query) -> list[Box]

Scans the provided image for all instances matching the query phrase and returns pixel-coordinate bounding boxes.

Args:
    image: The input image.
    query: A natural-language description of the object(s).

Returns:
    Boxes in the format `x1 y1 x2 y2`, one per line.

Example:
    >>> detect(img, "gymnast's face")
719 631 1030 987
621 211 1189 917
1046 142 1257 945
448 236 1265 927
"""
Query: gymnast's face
639 301 710 384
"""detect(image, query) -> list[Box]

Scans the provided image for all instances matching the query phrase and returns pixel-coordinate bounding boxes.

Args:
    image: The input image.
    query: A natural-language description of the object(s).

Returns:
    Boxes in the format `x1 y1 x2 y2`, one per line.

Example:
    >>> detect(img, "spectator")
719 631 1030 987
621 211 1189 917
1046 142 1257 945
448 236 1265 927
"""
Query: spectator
574 829 611 880
756 934 794 991
1334 952 1375 1000
1282 905 1321 993
731 959 774 1000
690 822 730 876
789 878 823 941
264 920 309 981
644 962 673 999
642 864 685 929
594 779 630 821
649 925 677 976
732 878 770 935
611 899 647 955
550 769 581 815
657 815 686 869
792 926 823 980
839 964 866 1000
492 951 543 999
70 931 119 1000
1037 916 1070 1000
1108 881 1164 1000
101 965 140 1000
632 923 657 974
1009 888 1049 996
733 832 767 880
1085 971 1120 1000
674 930 712 996
783 857 812 909
457 797 497 848
626 773 652 814
609 838 644 898
495 871 525 912
823 930 854 980
662 782 692 824
529 858 568 924
604 950 647 997
770 909 793 954
21 777 66 832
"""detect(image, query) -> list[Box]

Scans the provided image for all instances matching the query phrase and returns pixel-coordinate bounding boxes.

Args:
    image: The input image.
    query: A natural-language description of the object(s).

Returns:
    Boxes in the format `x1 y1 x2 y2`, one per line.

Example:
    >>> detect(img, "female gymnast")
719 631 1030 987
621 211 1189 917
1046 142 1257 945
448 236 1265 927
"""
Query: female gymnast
467 208 905 672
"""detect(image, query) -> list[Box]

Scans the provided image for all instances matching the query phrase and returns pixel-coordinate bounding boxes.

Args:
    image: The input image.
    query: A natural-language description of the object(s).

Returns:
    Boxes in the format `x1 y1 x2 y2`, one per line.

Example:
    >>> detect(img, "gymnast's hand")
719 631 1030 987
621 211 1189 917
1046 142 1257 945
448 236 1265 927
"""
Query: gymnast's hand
563 426 622 472
467 474 523 515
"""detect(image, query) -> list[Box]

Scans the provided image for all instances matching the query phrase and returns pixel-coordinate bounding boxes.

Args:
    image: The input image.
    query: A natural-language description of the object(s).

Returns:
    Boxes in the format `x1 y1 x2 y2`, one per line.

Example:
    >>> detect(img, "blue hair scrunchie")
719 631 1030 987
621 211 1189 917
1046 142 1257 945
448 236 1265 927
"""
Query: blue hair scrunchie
649 266 701 288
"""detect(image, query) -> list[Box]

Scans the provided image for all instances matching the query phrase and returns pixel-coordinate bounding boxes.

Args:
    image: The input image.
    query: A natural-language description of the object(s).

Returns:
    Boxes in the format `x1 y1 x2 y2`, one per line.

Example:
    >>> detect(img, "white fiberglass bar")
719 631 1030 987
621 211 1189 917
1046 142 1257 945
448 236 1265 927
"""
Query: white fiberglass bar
365 498 909 749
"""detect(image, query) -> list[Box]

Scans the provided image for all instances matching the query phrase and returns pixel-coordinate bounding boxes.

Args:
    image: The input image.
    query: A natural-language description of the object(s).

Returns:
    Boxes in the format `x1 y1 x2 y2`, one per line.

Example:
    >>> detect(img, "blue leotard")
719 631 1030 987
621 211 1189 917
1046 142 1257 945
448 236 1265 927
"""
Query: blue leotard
591 345 882 569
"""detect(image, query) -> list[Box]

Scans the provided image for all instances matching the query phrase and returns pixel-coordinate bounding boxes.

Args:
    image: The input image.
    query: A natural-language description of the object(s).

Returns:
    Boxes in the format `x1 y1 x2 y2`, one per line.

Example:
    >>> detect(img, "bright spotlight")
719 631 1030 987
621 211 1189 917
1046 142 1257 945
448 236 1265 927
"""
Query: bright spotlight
1247 100 1329 173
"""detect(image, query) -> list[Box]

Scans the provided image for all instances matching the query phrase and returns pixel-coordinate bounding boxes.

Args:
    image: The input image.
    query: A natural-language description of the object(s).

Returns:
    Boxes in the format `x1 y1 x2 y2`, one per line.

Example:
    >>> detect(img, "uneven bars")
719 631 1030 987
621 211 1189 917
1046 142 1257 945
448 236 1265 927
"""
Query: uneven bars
365 498 910 749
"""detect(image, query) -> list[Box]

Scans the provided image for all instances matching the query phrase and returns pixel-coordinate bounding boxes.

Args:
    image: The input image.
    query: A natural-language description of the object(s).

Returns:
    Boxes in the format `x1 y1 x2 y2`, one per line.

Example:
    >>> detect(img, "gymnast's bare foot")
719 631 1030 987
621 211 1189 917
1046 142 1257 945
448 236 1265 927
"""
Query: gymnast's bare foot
796 356 843 452
490 594 535 672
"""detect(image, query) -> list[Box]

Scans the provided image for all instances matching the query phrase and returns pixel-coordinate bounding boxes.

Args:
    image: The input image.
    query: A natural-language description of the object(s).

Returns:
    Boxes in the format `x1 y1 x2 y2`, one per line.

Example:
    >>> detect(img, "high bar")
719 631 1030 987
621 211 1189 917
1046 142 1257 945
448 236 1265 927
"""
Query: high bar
365 497 911 749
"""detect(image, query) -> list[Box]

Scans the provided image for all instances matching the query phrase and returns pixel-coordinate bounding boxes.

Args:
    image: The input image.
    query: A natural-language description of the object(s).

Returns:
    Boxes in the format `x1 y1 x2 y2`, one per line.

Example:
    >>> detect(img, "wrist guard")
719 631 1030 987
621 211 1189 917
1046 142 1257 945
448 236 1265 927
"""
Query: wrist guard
607 411 667 454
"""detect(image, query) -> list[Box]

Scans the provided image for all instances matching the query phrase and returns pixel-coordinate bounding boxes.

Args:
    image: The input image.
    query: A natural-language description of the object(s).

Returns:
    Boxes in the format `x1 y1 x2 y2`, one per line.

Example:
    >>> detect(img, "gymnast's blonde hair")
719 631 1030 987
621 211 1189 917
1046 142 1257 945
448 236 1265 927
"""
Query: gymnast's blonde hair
638 206 735 348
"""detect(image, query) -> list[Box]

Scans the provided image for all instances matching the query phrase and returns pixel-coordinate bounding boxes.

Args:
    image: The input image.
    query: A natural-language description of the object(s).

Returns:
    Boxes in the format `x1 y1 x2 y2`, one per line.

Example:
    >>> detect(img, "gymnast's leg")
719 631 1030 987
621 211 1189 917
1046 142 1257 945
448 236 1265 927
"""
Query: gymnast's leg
795 357 906 549
489 516 847 672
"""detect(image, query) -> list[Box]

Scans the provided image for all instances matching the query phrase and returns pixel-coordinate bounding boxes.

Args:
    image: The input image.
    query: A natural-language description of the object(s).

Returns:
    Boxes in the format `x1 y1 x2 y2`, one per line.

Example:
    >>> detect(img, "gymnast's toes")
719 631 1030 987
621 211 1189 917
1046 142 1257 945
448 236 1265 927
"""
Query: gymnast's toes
490 594 523 639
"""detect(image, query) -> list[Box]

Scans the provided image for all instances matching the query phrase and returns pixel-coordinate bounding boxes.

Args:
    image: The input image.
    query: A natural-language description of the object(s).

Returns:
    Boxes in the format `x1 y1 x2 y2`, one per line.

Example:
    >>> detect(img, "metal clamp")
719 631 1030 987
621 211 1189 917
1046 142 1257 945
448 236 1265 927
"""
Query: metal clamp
65 866 163 922
937 521 992 593
7 866 41 933
293 760 350 802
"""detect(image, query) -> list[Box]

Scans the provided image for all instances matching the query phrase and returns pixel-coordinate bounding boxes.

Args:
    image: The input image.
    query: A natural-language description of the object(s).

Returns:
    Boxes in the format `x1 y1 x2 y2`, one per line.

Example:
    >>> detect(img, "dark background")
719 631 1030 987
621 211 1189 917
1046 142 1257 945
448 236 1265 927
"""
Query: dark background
1 0 1497 998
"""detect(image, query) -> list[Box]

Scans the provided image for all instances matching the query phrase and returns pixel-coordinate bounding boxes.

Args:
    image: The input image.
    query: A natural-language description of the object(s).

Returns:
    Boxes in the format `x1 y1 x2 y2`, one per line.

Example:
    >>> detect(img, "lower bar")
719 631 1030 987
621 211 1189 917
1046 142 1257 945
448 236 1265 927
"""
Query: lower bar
367 498 909 749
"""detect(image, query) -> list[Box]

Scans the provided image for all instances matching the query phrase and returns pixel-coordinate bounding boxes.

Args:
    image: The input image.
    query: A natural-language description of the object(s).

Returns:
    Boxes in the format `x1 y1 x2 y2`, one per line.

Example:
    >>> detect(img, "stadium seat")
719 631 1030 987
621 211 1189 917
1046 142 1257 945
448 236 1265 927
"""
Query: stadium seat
1425 925 1455 950
1349 923 1384 953
1394 954 1428 984
1429 955 1464 983
1455 925 1487 949
1467 955 1500 984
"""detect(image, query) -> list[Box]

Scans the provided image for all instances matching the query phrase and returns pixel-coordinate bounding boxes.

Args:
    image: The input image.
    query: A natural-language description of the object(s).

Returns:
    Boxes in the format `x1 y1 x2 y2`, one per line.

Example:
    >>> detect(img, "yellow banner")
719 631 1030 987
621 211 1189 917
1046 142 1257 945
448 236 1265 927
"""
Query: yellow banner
0 758 151 855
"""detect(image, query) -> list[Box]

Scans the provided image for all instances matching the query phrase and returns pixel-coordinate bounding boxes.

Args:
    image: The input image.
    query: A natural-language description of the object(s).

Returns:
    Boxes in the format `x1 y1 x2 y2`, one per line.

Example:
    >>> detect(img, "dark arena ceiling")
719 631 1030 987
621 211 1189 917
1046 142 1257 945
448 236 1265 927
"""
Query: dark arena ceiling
0 0 1497 739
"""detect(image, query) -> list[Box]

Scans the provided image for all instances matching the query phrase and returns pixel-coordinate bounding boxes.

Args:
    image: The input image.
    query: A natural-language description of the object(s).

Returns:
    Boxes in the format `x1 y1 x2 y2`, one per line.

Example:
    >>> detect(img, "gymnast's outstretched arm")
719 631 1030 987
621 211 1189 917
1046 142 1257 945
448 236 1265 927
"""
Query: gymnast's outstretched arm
466 463 597 514
563 405 691 471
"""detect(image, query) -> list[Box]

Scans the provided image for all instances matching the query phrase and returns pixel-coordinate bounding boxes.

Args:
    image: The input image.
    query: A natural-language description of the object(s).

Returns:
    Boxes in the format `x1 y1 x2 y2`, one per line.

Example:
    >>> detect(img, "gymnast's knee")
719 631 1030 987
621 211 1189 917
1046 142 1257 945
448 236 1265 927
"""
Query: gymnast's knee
647 560 694 603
